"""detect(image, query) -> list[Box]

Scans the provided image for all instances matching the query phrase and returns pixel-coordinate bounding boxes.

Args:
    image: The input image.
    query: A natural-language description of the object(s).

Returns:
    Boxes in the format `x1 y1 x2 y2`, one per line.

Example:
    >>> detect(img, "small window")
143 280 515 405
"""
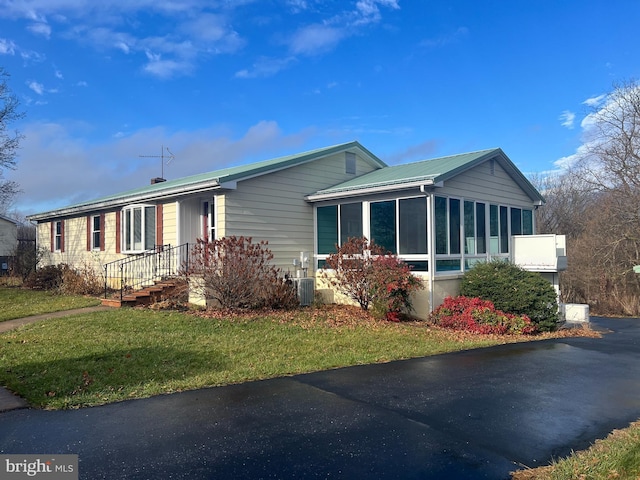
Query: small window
91 215 101 250
54 220 63 252
345 152 356 174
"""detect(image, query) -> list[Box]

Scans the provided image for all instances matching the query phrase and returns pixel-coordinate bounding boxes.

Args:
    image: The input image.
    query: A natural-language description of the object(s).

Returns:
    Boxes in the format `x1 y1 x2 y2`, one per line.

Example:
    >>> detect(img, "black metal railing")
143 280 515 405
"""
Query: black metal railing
104 243 191 300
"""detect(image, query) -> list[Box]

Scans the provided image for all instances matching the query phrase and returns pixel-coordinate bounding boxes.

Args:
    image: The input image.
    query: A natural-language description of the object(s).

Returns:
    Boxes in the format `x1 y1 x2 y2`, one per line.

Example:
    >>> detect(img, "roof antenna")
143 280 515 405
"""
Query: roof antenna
139 145 175 183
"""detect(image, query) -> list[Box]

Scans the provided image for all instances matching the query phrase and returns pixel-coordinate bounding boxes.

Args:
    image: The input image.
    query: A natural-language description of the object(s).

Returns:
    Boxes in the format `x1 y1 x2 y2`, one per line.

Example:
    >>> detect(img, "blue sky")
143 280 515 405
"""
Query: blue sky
1 0 639 217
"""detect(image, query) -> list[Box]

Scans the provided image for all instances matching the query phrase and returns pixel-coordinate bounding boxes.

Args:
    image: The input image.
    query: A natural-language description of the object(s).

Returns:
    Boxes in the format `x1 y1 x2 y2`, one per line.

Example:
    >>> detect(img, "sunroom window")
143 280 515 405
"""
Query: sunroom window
317 197 429 272
122 205 156 253
435 196 462 272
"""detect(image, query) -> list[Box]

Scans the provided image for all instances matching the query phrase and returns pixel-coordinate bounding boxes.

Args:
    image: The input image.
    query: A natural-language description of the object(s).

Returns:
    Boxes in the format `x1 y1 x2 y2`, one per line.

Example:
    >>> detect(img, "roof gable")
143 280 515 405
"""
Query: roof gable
0 214 18 226
307 148 544 204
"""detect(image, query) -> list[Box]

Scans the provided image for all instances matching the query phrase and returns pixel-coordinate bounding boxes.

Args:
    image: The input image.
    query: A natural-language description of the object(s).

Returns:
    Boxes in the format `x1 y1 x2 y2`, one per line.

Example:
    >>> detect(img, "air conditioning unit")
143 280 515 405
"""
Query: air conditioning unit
295 278 315 307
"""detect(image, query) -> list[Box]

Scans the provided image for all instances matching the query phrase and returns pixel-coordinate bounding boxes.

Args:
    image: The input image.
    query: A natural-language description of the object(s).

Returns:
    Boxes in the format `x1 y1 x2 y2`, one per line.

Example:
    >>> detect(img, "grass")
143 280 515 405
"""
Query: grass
512 421 640 479
2 287 635 478
0 305 510 410
0 287 101 322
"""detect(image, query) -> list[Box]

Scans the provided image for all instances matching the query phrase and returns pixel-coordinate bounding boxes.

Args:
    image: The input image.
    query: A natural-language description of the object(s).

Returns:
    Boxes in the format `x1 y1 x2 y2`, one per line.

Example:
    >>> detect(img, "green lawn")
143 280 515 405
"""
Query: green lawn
0 287 101 321
0 306 505 409
1 287 637 478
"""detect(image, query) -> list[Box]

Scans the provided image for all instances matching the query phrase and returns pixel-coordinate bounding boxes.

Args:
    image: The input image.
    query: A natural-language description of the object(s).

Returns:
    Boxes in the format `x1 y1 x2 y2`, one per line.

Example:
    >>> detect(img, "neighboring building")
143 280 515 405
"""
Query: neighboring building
0 214 18 275
27 141 555 318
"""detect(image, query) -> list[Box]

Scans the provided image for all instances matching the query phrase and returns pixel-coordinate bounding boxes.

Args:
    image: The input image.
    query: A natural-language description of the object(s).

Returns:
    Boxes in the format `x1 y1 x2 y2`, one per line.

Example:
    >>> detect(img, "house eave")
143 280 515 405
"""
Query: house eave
27 179 229 222
306 179 435 202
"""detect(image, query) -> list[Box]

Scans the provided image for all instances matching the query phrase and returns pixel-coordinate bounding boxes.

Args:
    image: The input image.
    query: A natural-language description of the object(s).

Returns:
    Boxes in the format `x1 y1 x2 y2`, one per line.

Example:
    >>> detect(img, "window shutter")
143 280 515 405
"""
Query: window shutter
100 213 105 251
60 221 65 253
50 222 54 252
86 216 91 251
115 211 121 254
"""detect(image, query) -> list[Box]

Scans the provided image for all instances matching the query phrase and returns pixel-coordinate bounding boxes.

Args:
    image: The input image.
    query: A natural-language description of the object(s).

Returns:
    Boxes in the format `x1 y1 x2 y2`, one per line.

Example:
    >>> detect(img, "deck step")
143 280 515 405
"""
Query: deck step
102 279 183 308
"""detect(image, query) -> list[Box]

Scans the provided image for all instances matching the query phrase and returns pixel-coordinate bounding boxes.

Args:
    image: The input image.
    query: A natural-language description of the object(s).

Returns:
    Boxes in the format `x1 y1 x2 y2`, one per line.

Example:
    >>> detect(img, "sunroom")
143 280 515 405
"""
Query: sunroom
306 148 546 315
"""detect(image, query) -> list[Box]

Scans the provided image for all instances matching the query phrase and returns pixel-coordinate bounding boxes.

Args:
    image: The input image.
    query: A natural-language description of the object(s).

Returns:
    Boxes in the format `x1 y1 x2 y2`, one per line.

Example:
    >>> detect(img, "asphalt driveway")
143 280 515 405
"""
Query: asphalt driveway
1 316 639 479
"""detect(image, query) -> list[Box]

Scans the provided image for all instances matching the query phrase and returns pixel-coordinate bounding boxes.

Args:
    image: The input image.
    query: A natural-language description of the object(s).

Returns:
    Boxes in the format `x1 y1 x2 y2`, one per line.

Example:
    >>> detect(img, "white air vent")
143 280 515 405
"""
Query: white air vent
295 278 315 306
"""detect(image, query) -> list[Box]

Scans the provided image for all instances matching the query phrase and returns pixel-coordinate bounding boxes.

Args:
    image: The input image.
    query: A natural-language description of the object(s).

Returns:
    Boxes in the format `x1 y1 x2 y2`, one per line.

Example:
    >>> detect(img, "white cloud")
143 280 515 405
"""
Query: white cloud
27 80 45 95
55 69 63 79
0 38 17 55
559 110 576 129
285 0 399 56
582 94 606 107
27 22 52 38
11 119 315 215
289 24 345 56
352 0 399 26
235 56 297 78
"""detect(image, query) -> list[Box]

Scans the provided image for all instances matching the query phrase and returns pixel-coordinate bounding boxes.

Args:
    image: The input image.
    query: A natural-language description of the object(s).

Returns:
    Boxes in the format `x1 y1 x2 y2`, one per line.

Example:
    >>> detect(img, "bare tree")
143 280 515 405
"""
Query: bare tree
559 80 640 314
0 68 24 212
530 172 592 239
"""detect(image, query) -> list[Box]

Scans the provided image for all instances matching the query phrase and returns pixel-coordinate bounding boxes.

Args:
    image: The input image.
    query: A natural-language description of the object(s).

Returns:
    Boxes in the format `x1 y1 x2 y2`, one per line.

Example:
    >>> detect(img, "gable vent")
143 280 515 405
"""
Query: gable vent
345 152 356 174
489 159 495 175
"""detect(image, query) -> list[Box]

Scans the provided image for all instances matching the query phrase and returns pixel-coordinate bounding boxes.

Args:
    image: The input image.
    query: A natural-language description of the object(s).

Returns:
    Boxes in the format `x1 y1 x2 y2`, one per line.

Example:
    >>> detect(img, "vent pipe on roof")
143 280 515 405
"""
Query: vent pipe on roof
151 177 166 185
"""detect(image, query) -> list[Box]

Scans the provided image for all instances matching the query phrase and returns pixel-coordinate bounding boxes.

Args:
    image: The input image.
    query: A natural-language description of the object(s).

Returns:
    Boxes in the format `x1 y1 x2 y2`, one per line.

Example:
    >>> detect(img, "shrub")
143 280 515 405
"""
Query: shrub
430 296 537 335
59 262 103 296
24 263 103 295
460 260 559 332
188 236 298 311
24 264 66 290
321 237 424 321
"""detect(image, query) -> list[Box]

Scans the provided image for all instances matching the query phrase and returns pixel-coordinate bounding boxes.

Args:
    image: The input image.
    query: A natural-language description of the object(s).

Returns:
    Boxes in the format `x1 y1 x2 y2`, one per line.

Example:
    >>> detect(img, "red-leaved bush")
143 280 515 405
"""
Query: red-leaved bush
430 296 537 335
187 236 298 311
321 237 423 321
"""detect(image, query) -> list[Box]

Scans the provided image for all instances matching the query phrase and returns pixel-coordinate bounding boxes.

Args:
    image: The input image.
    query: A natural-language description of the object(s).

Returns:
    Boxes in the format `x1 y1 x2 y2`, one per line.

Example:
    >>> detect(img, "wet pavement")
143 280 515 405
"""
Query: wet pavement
0 316 639 479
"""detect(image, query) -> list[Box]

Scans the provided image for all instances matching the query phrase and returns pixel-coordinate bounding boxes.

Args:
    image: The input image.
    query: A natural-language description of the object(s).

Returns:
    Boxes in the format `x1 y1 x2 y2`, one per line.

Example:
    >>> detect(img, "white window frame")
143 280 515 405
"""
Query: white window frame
91 215 101 251
209 196 217 241
54 220 63 252
121 204 156 254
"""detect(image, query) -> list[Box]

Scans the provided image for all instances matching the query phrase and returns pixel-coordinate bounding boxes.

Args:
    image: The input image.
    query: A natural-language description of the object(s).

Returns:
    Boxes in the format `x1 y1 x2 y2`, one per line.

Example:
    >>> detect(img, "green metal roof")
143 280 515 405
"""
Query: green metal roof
308 148 544 203
28 141 386 220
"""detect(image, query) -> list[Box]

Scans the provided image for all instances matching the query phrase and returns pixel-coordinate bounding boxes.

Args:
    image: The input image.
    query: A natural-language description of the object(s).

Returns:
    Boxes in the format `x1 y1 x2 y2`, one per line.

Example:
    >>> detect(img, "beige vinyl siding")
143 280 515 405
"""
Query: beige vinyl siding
439 161 533 206
224 152 378 271
38 213 125 271
162 201 177 246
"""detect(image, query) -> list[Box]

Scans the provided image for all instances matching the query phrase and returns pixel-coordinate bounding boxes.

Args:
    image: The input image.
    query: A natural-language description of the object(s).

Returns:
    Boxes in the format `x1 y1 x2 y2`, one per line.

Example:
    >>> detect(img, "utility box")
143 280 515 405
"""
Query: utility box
295 278 315 307
562 303 590 324
512 234 567 272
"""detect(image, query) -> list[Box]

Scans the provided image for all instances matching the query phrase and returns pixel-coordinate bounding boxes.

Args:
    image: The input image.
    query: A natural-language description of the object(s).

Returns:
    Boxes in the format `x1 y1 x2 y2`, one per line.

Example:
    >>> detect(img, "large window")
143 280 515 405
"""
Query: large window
316 202 363 253
340 202 363 245
370 200 396 253
122 205 156 253
399 197 427 255
435 196 461 272
317 197 428 271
